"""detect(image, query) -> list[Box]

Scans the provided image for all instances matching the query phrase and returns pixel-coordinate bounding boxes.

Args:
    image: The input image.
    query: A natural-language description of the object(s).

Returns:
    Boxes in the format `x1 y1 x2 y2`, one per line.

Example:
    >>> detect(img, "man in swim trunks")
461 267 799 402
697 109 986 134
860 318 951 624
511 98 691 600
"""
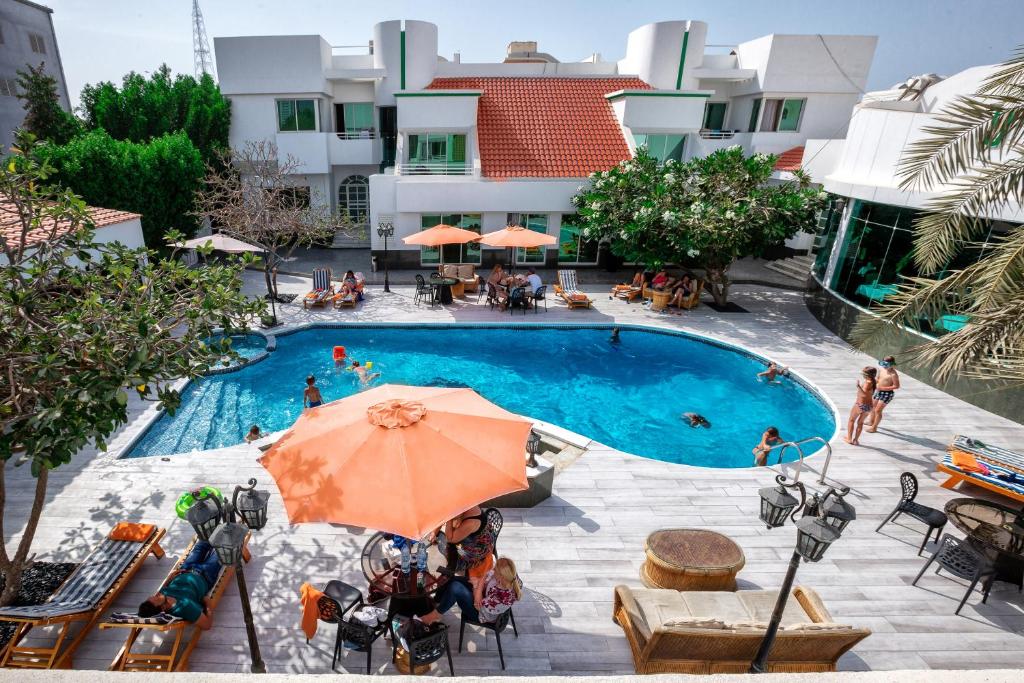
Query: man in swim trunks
303 375 323 408
682 412 711 428
865 356 900 433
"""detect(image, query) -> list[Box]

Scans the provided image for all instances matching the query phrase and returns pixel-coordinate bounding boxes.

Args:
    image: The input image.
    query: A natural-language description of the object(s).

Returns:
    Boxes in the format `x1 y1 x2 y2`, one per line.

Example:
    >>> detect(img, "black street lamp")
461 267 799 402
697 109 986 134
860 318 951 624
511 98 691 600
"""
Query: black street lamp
750 475 854 673
186 479 270 674
377 219 395 293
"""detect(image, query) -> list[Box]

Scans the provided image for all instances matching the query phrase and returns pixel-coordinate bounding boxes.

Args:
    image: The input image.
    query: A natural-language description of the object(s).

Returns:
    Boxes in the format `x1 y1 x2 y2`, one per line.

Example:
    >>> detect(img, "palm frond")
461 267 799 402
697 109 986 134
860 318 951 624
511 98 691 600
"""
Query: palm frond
967 223 1024 312
910 156 1024 270
913 298 1024 383
978 45 1024 95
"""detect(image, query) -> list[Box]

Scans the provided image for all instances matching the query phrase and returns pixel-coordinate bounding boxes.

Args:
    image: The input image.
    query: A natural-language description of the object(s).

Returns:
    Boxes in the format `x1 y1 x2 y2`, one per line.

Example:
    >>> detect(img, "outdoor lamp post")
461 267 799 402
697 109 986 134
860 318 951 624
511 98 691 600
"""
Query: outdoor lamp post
526 430 542 469
186 478 270 674
750 475 854 673
377 219 395 293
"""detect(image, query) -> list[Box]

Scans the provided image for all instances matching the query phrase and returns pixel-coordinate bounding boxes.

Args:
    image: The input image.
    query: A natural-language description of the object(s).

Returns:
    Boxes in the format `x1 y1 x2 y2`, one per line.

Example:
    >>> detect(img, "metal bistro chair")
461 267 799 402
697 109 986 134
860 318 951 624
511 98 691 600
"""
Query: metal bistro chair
508 286 527 315
311 580 379 672
486 282 502 311
459 606 517 670
414 274 432 307
875 472 948 555
531 285 548 313
392 621 454 676
913 534 998 615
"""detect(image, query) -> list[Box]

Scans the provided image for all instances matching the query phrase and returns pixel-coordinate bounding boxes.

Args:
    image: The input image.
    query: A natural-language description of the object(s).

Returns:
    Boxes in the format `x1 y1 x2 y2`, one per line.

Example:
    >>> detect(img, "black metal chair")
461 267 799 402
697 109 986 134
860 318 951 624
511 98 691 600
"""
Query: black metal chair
875 472 948 555
414 274 432 306
508 286 527 315
458 606 518 670
531 285 547 313
912 534 998 615
310 580 373 671
486 282 502 310
392 621 454 676
335 610 386 674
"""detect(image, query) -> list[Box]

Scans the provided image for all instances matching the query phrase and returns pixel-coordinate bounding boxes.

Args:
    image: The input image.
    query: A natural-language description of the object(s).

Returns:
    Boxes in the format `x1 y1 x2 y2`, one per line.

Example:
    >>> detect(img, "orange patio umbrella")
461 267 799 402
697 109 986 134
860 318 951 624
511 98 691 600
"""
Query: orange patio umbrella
477 225 556 271
258 384 531 539
402 224 481 266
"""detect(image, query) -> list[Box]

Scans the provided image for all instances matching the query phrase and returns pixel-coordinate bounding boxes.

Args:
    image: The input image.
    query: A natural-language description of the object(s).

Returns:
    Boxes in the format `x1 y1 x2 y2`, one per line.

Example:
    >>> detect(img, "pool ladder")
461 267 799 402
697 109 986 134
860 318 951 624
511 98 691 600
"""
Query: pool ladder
766 436 833 484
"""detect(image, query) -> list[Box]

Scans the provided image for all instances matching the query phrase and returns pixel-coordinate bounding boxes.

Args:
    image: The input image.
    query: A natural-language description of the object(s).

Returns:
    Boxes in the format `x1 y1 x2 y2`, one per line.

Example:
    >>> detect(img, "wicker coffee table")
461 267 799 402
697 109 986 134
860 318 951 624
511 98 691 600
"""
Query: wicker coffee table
640 528 745 591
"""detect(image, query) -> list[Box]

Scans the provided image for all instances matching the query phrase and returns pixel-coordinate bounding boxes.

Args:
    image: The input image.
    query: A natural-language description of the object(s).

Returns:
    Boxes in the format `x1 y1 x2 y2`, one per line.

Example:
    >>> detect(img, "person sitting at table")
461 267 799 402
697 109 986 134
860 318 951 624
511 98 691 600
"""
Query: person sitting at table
651 269 671 291
422 557 522 626
524 267 542 294
666 274 696 313
487 264 505 290
440 506 497 581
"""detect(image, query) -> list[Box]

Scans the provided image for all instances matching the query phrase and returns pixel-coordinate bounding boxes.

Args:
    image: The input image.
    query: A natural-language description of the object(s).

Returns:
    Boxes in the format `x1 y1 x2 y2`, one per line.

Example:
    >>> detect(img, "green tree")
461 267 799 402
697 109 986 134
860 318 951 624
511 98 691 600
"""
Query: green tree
78 65 230 162
573 147 825 305
14 63 80 146
0 135 263 605
854 48 1024 383
38 129 206 244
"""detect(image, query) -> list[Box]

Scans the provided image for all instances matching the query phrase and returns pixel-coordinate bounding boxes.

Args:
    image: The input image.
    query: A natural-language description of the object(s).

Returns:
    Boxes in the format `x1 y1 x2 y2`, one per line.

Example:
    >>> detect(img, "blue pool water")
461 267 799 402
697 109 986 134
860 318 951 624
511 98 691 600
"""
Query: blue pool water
127 325 836 467
205 333 267 363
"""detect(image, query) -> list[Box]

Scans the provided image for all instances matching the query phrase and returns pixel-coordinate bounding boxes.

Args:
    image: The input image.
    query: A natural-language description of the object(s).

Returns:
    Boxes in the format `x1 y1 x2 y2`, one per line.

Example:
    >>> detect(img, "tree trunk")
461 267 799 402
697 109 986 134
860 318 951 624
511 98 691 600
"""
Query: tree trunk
705 265 731 307
0 465 49 607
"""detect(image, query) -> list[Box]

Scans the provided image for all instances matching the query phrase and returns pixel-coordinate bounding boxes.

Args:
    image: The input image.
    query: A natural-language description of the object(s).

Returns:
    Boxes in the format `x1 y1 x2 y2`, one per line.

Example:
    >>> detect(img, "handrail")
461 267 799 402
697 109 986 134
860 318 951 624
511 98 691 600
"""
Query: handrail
765 436 833 483
396 161 473 176
335 131 377 140
698 130 736 140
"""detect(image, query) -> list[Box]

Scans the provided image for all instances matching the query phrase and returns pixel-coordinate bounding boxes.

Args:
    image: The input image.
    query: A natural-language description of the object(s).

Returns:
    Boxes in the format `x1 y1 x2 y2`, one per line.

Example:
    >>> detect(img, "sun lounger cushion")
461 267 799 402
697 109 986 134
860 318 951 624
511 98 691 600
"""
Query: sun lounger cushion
941 454 1024 498
0 535 153 619
109 522 157 542
107 612 182 626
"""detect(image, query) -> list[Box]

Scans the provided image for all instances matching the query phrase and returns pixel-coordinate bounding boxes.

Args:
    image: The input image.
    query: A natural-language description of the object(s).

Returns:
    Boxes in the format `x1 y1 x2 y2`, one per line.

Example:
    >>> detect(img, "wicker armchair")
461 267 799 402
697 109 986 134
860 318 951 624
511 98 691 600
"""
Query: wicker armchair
612 584 869 674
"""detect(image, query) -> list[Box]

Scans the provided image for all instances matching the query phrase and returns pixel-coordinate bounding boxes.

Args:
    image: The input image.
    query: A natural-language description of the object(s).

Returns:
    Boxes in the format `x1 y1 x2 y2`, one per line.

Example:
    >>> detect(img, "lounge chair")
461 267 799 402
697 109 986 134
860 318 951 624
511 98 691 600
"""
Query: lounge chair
937 435 1024 503
0 523 166 670
611 282 644 302
613 584 870 674
303 268 334 309
99 535 251 672
555 270 592 309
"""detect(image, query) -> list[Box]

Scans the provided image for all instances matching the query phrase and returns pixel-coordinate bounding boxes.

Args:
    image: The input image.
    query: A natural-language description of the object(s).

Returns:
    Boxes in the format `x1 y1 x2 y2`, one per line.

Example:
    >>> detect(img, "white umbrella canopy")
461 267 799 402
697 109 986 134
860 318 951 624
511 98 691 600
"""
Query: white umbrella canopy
175 233 264 254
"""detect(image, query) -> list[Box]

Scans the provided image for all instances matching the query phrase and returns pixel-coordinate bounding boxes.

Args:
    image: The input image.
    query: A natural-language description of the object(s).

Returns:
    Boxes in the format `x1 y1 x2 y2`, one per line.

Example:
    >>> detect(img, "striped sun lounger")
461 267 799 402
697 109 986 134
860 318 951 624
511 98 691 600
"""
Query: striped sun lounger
0 525 165 669
556 270 593 309
938 436 1024 503
951 434 1024 474
303 268 334 309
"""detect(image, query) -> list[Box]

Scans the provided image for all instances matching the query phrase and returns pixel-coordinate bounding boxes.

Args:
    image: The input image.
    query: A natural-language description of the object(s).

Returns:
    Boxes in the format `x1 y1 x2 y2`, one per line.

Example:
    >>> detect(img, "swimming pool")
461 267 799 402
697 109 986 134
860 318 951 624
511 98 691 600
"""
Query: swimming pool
125 324 837 467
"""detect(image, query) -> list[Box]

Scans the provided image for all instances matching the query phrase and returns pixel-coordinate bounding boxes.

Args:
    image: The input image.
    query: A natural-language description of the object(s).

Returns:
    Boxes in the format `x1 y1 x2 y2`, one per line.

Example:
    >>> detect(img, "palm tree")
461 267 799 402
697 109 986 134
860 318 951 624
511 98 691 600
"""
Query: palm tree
854 47 1024 384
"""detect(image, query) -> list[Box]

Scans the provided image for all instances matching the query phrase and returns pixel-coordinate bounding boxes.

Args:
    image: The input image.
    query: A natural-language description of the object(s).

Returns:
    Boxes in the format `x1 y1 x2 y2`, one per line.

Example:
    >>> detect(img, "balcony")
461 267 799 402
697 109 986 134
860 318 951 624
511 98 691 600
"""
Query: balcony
329 132 380 166
698 129 737 140
395 161 475 176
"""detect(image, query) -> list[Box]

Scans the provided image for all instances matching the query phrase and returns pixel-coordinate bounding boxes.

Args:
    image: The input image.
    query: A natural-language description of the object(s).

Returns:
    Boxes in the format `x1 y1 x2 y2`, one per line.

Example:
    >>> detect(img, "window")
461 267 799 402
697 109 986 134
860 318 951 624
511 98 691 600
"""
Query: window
558 214 599 264
29 32 45 54
277 99 318 132
419 214 482 265
702 102 728 130
759 98 805 132
811 196 845 281
279 186 311 209
338 175 369 224
408 134 466 163
511 213 549 264
748 98 761 132
0 77 16 98
633 134 685 163
339 102 375 136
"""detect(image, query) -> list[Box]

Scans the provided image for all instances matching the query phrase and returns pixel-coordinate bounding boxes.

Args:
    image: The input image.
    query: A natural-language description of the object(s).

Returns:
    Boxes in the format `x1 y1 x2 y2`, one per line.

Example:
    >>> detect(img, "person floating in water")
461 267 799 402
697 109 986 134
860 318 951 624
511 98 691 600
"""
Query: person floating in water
244 425 265 443
681 412 711 428
757 362 789 383
303 375 323 409
351 360 380 386
609 328 621 344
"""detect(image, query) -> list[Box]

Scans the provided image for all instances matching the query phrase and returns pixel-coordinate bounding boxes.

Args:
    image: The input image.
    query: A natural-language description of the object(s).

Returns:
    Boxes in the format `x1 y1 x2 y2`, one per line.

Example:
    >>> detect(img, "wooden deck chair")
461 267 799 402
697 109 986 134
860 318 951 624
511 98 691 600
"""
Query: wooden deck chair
0 524 166 670
99 535 251 672
303 268 334 309
556 270 593 309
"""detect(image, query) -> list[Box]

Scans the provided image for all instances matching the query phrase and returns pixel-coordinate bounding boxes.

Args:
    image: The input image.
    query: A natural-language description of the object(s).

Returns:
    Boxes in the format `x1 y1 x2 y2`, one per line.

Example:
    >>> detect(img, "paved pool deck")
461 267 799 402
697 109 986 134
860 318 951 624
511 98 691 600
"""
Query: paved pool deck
4 276 1023 676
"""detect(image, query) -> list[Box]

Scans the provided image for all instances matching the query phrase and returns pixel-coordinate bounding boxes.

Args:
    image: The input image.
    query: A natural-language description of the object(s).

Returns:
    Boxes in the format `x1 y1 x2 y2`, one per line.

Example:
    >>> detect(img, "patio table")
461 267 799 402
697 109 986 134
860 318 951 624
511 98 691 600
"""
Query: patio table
429 276 458 305
945 497 1024 587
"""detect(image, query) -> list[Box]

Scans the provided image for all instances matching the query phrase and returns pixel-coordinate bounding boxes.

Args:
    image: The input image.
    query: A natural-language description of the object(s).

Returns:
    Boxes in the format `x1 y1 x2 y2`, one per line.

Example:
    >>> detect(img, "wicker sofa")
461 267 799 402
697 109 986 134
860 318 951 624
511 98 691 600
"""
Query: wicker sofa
439 264 479 293
613 584 869 674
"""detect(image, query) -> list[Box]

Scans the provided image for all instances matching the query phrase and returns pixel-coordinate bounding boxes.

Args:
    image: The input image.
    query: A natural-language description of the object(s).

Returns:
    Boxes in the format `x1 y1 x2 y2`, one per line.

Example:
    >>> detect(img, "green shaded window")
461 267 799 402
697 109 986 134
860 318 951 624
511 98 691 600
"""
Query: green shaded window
811 196 845 282
703 102 727 130
277 99 318 132
633 134 685 163
409 134 467 168
419 213 482 265
513 214 549 264
748 99 761 132
558 214 599 264
778 99 804 132
341 103 374 136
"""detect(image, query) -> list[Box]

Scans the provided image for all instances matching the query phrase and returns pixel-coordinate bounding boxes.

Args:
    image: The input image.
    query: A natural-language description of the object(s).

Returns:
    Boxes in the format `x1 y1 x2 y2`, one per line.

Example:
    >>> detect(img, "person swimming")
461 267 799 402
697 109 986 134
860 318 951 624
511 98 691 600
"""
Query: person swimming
681 412 711 428
244 425 265 443
757 362 789 383
752 427 782 466
350 360 380 385
609 327 621 344
303 375 323 409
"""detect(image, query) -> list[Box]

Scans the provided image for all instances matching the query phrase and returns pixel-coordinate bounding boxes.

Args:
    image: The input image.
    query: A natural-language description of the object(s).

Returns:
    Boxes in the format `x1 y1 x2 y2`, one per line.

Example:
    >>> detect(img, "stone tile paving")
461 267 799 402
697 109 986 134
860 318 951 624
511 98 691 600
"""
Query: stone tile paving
4 276 1023 675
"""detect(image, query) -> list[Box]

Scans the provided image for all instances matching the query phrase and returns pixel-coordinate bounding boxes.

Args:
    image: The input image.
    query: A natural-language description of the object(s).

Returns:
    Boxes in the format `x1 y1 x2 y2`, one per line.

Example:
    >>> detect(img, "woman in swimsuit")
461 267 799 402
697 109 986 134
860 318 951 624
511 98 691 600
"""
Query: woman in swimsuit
844 366 877 445
866 356 900 433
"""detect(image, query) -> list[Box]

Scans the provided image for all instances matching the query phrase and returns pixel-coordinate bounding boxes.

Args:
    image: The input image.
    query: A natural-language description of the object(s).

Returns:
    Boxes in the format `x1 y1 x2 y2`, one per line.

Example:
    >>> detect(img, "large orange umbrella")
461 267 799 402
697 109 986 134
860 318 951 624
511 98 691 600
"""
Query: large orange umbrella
403 224 481 267
259 384 531 538
477 225 556 271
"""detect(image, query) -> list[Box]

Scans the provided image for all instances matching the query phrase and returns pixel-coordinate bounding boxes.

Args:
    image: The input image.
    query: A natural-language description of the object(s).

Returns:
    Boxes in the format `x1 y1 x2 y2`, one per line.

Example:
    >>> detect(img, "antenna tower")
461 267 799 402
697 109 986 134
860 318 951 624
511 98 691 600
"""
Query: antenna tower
192 0 215 80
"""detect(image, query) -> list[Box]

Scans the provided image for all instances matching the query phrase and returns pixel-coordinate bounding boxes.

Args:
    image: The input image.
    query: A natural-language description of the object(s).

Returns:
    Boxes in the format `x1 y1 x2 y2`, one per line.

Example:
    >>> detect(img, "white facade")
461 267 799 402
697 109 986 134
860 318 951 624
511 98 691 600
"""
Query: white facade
215 19 876 266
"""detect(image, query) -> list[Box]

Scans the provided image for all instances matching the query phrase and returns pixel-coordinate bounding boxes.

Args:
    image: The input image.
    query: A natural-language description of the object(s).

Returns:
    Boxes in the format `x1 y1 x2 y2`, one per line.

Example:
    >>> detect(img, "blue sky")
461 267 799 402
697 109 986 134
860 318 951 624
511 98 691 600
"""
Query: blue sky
46 0 1024 107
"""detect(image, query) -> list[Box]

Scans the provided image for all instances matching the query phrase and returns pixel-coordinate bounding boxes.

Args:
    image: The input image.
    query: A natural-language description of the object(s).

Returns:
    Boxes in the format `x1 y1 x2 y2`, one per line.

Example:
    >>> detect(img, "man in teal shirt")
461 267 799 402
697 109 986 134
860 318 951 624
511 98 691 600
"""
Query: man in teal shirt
137 541 221 629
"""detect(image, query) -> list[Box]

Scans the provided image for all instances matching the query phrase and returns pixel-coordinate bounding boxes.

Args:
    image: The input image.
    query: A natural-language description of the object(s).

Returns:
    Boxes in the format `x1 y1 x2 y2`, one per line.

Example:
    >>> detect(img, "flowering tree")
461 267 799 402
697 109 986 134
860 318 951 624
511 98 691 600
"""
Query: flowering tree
573 147 826 305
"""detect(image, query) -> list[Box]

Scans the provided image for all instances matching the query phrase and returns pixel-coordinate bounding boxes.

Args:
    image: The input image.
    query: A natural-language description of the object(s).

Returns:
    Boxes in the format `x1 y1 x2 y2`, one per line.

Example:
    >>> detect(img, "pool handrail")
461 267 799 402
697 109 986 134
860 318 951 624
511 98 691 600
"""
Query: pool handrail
765 437 833 484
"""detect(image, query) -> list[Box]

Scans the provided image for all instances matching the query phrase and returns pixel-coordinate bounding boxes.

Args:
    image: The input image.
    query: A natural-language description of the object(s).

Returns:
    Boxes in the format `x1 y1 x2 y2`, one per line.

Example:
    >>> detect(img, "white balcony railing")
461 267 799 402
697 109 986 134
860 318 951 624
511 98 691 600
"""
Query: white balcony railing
396 161 473 176
698 129 737 140
335 130 377 140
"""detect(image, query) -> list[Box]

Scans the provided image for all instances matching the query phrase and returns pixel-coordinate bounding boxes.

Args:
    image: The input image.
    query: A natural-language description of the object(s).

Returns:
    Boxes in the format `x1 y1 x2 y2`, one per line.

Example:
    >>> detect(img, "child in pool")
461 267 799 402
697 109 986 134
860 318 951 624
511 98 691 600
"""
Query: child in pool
757 362 789 383
753 427 782 466
351 360 380 385
303 375 323 408
244 425 265 443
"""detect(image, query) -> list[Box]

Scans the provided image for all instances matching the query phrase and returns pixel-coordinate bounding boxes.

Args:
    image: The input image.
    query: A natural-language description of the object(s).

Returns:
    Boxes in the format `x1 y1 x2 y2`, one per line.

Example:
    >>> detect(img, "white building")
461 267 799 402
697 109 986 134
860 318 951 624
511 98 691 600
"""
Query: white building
214 19 876 268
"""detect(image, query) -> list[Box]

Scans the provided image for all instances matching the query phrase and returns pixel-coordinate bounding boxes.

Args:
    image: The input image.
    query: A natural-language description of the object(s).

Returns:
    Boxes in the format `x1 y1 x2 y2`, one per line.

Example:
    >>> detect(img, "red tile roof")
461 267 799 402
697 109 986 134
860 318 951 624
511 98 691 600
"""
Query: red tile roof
774 146 805 172
1 200 141 250
426 77 651 178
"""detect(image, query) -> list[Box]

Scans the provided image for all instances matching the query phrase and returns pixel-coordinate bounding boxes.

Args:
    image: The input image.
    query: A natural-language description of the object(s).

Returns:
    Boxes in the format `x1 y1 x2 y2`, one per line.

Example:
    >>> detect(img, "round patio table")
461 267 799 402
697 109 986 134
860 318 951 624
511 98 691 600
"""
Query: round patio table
650 289 672 312
640 528 746 591
944 497 1024 557
429 276 458 305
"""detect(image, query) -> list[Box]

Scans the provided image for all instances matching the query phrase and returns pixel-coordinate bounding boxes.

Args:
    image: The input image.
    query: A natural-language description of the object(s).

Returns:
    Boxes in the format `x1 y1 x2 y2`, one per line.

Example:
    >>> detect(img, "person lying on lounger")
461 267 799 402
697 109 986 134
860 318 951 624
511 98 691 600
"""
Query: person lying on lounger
137 541 221 629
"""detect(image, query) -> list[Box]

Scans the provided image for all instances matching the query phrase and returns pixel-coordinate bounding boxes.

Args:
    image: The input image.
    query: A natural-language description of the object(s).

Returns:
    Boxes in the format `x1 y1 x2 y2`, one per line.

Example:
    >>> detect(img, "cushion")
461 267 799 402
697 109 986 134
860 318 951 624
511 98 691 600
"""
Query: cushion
725 621 770 631
108 522 156 542
627 588 689 642
782 621 852 631
662 617 726 630
570 293 589 302
736 590 810 628
679 592 749 624
108 611 181 626
458 264 474 279
951 449 992 474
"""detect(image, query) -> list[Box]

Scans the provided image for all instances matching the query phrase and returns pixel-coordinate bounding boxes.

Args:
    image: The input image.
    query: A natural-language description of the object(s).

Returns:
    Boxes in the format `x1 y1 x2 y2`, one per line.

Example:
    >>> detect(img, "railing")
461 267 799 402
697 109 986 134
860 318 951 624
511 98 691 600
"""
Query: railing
395 161 473 176
335 130 377 140
698 130 737 140
767 436 834 484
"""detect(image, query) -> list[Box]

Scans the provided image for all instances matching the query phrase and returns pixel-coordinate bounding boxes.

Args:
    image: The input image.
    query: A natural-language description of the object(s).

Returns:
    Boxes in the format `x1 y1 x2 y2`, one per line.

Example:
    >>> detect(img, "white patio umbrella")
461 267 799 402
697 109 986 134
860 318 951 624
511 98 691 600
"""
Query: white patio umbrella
174 233 264 254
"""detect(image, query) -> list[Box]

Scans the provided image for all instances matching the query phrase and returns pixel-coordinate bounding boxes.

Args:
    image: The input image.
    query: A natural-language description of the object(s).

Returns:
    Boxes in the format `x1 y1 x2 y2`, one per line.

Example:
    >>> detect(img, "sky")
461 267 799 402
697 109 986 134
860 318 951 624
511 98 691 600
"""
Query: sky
43 0 1024 108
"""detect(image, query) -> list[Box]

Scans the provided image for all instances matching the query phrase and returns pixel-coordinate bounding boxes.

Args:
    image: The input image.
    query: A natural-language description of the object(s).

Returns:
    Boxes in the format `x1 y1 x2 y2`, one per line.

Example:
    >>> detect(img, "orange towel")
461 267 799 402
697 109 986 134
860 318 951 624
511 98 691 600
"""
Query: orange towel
950 449 991 475
300 582 325 640
108 522 156 542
